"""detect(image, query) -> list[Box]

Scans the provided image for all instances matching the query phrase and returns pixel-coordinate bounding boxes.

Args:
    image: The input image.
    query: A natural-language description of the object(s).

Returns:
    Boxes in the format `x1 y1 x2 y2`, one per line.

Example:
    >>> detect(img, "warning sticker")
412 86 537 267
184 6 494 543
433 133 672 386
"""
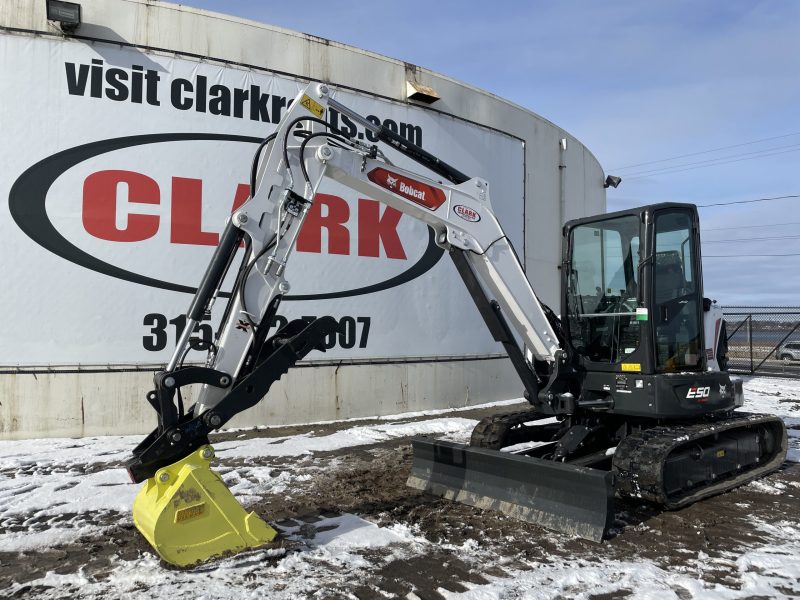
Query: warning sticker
621 363 641 373
175 502 207 523
299 94 325 118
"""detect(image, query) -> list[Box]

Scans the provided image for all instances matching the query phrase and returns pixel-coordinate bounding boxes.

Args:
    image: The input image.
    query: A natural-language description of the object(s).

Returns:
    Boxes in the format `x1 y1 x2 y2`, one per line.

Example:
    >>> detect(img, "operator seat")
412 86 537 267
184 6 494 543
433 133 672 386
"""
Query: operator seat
654 251 684 303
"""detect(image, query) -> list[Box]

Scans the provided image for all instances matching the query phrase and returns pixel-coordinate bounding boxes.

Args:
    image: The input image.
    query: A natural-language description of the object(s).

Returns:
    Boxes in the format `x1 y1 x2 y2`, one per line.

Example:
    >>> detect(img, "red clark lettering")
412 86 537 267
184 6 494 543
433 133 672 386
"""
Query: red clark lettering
81 170 407 259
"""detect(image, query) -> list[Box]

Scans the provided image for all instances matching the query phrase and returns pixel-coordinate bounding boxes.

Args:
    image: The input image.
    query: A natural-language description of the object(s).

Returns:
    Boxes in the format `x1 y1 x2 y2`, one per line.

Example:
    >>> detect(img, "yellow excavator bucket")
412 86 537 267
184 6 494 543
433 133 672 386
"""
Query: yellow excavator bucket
132 445 278 567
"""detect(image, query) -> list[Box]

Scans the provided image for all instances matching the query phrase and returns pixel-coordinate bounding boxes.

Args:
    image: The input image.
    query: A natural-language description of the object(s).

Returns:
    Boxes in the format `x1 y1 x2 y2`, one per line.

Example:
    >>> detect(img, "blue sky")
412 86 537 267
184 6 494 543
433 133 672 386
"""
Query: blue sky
181 1 800 305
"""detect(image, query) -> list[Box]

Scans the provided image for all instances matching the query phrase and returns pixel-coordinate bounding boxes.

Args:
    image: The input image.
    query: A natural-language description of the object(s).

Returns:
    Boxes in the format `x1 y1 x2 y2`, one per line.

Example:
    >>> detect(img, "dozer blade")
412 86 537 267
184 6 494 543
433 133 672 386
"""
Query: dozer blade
408 437 615 542
132 445 278 567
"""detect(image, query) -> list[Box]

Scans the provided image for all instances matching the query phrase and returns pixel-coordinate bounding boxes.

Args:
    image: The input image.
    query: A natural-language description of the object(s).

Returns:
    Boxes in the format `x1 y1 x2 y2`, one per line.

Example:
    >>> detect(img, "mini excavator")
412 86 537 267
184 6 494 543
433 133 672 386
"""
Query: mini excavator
124 82 787 565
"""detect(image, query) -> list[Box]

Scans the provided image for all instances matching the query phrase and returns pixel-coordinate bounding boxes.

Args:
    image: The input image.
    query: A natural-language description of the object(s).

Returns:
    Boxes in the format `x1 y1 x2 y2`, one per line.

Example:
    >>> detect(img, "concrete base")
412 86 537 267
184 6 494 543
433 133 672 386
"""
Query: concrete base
0 358 520 439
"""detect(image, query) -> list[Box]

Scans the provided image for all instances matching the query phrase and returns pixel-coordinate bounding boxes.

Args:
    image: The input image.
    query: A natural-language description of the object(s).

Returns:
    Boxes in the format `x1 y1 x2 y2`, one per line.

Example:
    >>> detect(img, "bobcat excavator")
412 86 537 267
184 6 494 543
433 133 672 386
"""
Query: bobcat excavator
124 82 787 566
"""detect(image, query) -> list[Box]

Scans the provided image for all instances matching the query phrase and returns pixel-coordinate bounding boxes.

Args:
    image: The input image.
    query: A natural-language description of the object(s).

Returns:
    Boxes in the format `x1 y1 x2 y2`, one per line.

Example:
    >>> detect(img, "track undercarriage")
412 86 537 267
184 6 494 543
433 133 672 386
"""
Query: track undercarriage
408 408 787 541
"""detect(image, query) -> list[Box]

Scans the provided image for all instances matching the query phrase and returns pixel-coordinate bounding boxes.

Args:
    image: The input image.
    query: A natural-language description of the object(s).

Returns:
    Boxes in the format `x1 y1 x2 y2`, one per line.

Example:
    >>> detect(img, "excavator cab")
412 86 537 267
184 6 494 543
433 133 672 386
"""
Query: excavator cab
410 202 786 541
559 203 736 418
563 203 704 377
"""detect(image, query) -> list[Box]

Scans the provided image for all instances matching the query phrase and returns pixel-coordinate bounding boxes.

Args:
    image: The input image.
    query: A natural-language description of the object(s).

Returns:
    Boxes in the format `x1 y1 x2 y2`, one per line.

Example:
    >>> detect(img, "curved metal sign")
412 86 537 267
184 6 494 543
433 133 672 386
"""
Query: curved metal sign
8 133 444 301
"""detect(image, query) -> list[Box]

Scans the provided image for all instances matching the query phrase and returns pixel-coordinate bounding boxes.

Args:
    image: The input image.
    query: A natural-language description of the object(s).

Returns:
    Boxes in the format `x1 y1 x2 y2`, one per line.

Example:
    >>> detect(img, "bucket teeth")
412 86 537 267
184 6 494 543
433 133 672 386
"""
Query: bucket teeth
132 445 278 567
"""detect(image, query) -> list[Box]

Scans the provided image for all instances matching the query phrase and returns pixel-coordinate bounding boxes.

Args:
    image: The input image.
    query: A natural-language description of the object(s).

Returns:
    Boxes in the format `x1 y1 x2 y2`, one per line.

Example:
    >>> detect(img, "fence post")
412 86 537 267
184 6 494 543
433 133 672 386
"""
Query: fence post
748 315 754 374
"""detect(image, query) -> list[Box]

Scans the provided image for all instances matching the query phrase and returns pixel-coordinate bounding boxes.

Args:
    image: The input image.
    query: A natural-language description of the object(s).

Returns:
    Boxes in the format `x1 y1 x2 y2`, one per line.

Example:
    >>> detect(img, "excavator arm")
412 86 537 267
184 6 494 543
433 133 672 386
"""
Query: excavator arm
125 82 565 485
123 82 585 566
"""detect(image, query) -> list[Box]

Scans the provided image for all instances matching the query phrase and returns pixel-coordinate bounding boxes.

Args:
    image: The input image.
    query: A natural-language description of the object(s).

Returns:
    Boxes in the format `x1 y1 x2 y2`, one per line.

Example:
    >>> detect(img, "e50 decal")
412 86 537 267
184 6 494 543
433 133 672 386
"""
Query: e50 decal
686 386 711 399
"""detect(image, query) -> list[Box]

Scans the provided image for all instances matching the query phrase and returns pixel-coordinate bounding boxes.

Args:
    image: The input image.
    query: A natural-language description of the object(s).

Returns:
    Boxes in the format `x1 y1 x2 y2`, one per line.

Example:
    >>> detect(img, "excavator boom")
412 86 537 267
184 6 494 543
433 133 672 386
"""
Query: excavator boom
124 82 569 565
125 82 565 486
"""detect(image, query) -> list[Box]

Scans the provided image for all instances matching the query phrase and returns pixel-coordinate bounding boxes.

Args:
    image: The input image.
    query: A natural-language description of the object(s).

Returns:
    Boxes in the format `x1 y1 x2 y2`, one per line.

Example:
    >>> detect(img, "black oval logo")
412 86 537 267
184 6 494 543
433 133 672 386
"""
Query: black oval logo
8 133 444 301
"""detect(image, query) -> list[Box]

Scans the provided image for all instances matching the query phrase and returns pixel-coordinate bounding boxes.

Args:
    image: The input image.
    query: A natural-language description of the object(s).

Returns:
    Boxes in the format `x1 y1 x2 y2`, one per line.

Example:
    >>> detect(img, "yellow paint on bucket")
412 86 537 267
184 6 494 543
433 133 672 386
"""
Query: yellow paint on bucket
132 445 278 567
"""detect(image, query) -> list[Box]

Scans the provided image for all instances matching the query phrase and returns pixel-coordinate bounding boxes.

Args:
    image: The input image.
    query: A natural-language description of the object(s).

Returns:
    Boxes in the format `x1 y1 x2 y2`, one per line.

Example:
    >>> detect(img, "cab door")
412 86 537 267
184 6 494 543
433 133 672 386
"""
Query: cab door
564 213 646 371
650 207 705 372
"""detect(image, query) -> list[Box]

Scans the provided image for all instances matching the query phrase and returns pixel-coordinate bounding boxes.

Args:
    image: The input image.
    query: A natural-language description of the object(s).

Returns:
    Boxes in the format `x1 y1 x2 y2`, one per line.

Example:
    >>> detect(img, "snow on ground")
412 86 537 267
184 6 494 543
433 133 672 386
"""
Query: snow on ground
216 417 478 503
213 417 478 459
235 397 525 431
441 529 800 600
0 415 477 560
1 378 799 598
738 376 800 462
3 514 430 599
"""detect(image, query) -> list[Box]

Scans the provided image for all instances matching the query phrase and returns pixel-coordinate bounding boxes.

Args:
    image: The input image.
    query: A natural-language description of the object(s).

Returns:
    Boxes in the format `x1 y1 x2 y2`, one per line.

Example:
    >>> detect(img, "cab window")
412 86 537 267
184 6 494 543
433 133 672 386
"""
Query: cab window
653 210 701 372
566 215 641 363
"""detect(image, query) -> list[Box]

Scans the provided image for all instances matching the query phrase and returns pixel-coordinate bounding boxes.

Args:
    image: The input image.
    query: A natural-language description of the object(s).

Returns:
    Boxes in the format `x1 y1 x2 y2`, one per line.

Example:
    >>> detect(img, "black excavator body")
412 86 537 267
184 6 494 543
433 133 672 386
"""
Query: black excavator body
408 203 788 540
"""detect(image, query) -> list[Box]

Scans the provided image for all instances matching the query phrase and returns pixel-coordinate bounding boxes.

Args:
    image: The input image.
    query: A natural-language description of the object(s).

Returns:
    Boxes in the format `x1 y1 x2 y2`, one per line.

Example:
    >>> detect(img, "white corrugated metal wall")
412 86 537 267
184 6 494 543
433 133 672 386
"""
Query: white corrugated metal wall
0 0 605 438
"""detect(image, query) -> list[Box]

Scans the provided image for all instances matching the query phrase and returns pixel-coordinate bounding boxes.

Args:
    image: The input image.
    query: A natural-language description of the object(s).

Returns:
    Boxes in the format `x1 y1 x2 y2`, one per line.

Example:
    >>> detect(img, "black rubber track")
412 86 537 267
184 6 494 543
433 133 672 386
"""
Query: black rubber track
613 412 788 508
469 410 551 449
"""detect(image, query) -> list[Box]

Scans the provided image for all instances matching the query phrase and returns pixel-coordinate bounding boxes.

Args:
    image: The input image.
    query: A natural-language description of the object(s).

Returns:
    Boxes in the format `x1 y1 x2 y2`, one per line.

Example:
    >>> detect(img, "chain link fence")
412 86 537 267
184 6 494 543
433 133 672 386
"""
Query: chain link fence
722 307 800 377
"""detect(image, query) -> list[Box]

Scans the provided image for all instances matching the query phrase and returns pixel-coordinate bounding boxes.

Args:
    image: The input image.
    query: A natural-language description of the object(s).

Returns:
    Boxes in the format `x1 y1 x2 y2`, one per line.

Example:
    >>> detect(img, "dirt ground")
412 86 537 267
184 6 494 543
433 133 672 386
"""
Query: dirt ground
3 401 799 599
